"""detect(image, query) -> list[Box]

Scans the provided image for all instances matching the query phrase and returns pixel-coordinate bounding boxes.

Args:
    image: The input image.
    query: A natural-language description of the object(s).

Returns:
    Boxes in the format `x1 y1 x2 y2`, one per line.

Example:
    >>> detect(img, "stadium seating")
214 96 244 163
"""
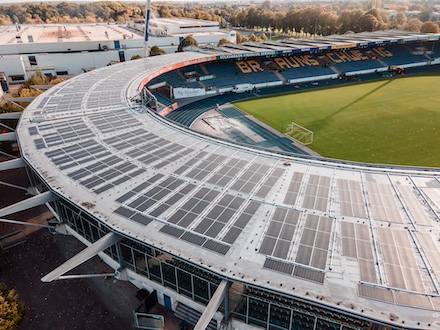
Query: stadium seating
278 63 333 81
149 70 201 89
204 60 283 87
151 91 174 107
377 43 432 66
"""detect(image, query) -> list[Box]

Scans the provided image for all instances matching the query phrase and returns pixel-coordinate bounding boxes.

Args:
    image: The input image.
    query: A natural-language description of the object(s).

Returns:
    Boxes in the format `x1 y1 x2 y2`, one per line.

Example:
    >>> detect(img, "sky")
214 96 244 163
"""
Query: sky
0 0 233 3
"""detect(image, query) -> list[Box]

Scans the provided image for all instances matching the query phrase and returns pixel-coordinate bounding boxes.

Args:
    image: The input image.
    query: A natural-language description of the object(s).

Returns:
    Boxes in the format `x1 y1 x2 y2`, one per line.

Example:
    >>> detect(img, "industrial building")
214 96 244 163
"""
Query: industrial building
0 18 235 82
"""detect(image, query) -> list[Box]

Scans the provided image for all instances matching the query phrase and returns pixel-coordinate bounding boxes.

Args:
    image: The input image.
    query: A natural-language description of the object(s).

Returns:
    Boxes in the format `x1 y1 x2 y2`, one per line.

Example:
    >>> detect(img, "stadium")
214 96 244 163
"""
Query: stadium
1 30 440 329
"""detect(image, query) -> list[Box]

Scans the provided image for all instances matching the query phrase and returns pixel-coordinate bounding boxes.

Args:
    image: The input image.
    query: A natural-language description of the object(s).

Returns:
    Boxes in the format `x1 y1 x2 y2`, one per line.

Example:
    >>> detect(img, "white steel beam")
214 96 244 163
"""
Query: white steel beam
0 191 58 218
41 232 123 282
0 112 21 120
0 218 54 228
0 132 16 141
194 279 231 330
0 158 26 171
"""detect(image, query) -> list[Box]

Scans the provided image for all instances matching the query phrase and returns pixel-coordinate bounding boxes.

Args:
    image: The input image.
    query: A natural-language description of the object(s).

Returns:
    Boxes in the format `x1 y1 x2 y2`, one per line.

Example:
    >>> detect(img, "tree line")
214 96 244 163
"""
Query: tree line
0 1 438 35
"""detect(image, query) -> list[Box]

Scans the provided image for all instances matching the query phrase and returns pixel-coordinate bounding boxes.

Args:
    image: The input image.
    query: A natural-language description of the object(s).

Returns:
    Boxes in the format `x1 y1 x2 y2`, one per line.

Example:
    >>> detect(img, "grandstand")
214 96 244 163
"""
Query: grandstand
3 31 440 330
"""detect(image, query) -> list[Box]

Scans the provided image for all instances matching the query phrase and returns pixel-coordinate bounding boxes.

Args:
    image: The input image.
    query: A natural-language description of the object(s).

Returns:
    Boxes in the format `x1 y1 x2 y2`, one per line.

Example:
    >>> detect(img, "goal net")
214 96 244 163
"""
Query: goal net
284 122 313 145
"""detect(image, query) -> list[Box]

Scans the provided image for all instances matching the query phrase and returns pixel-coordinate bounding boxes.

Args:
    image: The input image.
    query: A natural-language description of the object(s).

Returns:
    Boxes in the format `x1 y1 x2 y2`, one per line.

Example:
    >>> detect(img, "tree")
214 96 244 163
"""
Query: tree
420 21 439 33
419 9 432 23
25 69 51 87
158 5 171 18
0 283 25 329
235 31 248 44
404 18 423 32
0 103 23 114
248 33 258 42
149 46 166 56
261 0 271 11
177 36 198 52
217 38 230 46
390 12 407 29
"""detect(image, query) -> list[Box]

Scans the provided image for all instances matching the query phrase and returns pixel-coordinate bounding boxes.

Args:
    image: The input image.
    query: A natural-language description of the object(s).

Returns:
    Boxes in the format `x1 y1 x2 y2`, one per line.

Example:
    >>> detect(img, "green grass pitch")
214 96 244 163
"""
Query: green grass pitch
234 73 440 167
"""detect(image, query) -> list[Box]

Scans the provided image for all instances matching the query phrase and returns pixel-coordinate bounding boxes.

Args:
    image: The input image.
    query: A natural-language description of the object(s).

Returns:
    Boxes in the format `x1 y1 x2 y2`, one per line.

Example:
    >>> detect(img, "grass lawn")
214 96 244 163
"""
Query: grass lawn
234 73 440 167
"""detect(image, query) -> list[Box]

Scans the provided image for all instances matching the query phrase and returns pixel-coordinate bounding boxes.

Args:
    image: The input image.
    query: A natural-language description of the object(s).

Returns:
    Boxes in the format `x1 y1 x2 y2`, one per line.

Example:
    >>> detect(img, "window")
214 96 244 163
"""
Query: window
28 55 37 66
9 75 25 81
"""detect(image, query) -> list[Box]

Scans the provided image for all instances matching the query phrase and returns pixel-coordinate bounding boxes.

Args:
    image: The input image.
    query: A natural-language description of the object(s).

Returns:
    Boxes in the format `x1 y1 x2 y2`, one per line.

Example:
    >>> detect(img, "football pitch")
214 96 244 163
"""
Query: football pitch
234 73 440 167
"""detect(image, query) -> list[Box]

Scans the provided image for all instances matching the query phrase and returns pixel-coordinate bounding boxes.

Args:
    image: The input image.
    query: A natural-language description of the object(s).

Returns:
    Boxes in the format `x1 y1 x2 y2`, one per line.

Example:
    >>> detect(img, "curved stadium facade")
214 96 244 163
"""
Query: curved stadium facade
11 31 440 329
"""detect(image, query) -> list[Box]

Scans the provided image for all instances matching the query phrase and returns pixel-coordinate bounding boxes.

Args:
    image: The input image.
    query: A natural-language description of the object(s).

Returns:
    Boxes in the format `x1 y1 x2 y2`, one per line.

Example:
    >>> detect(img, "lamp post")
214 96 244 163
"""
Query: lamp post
143 0 151 58
314 17 318 37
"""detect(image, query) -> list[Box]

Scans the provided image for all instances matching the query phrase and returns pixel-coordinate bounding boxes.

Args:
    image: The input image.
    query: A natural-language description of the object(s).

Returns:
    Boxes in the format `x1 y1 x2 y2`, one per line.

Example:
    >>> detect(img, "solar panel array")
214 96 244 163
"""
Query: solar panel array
341 222 378 283
259 207 301 259
40 93 84 113
230 163 271 194
365 176 403 223
396 183 434 226
207 158 248 187
86 90 123 109
89 111 142 133
295 214 333 270
114 174 166 226
45 139 107 170
127 176 187 214
302 175 331 212
378 228 424 292
283 172 304 206
168 189 260 241
34 118 94 149
337 179 367 218
263 257 325 284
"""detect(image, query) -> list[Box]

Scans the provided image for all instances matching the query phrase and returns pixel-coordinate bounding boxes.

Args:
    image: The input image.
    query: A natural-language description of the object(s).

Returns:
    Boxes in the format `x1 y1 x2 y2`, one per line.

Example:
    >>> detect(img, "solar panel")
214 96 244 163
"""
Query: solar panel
114 206 135 218
222 227 242 244
256 168 285 198
202 240 230 255
293 266 325 284
131 213 152 226
263 258 294 275
159 224 185 238
357 284 394 303
116 191 137 203
283 172 304 206
367 180 403 223
181 232 207 246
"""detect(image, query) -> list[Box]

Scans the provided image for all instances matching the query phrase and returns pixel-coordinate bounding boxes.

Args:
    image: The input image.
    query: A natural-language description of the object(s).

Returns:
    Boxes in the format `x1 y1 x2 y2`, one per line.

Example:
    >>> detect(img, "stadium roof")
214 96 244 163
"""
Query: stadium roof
0 23 142 45
17 44 440 328
209 31 440 58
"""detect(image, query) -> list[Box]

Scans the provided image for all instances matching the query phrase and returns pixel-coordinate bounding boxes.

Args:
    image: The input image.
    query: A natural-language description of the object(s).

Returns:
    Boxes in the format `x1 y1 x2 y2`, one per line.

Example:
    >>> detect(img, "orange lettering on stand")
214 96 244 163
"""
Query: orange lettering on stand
293 56 311 66
335 52 352 62
378 47 393 57
304 55 319 66
351 50 369 60
274 58 291 69
284 57 297 68
326 52 341 63
247 60 264 72
236 61 252 73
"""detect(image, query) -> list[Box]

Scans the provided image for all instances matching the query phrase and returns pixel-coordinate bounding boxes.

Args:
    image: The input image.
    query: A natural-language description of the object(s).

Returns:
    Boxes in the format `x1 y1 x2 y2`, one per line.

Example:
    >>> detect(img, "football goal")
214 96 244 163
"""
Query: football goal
284 122 313 145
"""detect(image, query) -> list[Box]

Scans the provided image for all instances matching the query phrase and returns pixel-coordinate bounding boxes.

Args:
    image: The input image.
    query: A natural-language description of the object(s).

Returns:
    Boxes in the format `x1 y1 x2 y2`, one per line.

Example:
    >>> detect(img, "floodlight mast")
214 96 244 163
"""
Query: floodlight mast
143 0 151 58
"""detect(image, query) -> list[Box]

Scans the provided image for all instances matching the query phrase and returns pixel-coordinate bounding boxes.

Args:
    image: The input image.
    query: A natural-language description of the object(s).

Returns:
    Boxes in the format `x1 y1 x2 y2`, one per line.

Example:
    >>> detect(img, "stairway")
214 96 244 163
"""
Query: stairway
375 58 388 67
174 303 218 330
273 70 288 84
328 64 341 75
